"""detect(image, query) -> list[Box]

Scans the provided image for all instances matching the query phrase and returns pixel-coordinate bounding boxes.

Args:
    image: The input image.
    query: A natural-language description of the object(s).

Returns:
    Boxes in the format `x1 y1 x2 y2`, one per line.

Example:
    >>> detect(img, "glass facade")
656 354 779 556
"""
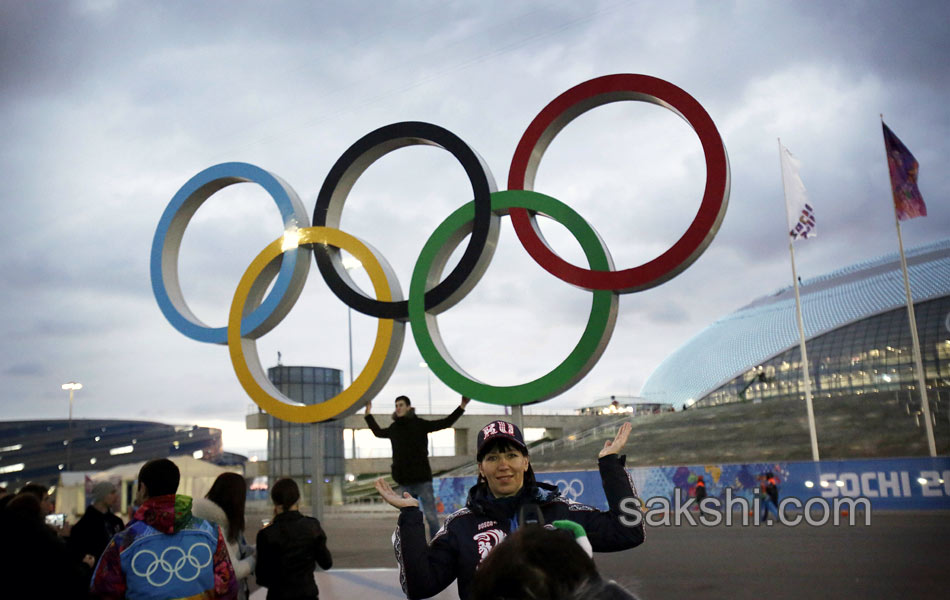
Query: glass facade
265 366 344 504
641 239 950 408
698 295 950 407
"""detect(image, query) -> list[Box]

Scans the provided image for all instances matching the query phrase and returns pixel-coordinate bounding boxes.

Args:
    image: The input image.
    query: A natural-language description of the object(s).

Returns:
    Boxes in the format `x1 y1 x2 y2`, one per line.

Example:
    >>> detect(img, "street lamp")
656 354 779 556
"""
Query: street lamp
419 362 432 414
342 256 362 386
62 382 82 471
343 255 361 461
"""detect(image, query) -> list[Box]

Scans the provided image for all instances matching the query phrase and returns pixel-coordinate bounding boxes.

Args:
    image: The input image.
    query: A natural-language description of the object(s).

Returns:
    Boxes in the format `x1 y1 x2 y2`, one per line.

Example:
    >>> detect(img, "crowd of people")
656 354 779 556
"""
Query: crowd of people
0 461 333 599
0 393 646 599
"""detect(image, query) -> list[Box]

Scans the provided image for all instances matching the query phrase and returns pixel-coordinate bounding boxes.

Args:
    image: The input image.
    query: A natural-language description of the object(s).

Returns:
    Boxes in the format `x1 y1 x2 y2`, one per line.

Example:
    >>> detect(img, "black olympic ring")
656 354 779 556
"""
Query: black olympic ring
312 121 500 320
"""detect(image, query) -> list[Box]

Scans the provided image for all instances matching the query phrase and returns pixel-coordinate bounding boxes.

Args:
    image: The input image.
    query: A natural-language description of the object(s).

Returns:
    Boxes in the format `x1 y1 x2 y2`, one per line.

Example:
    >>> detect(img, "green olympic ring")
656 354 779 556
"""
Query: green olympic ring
409 190 618 405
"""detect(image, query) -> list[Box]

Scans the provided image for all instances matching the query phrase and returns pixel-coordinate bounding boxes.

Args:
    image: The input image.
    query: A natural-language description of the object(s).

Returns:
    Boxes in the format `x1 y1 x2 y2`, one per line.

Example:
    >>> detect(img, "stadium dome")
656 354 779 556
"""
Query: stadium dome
641 238 950 409
0 419 225 491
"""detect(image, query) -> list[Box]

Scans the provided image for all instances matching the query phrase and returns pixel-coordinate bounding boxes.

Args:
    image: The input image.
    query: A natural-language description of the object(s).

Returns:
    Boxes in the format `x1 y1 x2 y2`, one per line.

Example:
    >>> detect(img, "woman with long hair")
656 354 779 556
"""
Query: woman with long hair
192 472 256 600
255 477 333 600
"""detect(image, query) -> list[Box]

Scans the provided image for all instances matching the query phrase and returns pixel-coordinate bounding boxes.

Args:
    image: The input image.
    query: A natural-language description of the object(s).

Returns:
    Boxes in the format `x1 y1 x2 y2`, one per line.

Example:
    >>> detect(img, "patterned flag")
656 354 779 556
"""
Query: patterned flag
882 122 927 220
781 144 815 241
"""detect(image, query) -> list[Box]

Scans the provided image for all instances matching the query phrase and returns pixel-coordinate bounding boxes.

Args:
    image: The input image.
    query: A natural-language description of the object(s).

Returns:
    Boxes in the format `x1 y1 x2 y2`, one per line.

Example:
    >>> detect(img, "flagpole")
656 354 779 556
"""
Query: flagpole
881 116 936 457
892 203 937 456
779 138 820 461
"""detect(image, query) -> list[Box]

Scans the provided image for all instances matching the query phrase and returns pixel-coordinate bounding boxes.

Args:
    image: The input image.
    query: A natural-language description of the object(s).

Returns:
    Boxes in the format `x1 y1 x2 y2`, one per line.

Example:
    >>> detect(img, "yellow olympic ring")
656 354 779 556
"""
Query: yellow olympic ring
227 226 405 422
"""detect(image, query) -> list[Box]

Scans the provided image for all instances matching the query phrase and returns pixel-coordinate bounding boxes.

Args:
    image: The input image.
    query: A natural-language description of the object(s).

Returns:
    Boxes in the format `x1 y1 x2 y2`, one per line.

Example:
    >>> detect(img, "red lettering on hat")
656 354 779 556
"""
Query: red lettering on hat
498 422 514 436
482 423 497 437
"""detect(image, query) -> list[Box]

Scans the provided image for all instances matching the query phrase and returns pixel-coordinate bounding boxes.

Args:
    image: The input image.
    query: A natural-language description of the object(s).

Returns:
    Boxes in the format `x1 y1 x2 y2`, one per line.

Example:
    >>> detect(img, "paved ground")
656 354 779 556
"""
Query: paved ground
246 509 950 599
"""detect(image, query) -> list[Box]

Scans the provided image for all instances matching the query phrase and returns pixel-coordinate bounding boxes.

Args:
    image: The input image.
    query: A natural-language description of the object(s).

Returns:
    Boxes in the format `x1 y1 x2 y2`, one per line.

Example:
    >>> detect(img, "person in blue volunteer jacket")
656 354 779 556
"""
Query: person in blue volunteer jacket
90 458 237 599
375 419 644 600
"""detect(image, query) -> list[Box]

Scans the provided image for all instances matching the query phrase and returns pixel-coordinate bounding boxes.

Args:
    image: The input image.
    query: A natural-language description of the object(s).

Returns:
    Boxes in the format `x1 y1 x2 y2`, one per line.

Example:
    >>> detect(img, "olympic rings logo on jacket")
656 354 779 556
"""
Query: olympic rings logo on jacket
151 74 730 423
130 542 214 586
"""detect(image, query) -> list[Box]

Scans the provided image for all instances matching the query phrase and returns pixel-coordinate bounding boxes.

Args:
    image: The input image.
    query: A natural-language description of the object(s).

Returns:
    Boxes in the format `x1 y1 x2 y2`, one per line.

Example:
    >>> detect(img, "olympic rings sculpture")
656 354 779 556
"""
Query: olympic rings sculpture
151 74 730 423
130 542 213 586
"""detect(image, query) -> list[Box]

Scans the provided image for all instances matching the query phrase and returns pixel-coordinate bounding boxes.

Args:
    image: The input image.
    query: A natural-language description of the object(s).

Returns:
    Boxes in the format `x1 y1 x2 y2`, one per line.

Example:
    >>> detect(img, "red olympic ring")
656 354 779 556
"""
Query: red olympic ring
507 73 730 293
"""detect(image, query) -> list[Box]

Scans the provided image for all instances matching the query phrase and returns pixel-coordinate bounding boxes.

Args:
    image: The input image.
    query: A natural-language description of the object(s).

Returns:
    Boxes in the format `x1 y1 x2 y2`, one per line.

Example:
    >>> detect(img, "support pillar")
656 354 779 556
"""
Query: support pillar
454 428 469 456
311 422 324 521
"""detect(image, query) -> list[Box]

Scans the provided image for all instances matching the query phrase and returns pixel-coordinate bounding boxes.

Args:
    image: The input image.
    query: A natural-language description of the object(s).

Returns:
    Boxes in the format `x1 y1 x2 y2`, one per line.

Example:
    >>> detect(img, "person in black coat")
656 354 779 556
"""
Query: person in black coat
470 522 640 600
694 475 708 509
256 478 332 600
0 492 91 599
365 394 469 538
759 471 780 523
376 419 645 600
68 480 125 568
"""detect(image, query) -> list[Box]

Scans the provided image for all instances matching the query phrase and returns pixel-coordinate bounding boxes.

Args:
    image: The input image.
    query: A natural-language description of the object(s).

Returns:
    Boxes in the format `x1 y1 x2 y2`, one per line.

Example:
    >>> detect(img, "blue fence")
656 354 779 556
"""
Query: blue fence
432 456 950 513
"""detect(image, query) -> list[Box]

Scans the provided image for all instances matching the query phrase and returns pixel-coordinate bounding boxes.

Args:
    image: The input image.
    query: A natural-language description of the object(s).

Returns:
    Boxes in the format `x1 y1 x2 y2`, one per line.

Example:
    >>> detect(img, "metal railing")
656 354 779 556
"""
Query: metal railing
345 445 456 459
531 415 632 456
248 403 584 417
435 415 637 479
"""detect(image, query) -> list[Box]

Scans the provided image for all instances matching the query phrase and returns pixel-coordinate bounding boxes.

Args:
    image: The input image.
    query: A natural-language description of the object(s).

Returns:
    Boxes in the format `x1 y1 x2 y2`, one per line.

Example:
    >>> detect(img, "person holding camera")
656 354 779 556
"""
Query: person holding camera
0 491 92 598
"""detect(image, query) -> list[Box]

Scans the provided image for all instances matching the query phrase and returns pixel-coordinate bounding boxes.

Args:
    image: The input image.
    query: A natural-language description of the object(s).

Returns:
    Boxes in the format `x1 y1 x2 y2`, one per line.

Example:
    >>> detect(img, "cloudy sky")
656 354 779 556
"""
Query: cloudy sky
2 1 948 456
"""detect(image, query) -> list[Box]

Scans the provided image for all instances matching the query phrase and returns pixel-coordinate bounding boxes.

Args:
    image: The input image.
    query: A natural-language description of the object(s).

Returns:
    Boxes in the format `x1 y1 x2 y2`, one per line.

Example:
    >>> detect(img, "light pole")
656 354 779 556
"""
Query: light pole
419 362 433 414
343 255 361 460
419 362 433 455
62 382 82 471
342 256 362 386
347 307 354 385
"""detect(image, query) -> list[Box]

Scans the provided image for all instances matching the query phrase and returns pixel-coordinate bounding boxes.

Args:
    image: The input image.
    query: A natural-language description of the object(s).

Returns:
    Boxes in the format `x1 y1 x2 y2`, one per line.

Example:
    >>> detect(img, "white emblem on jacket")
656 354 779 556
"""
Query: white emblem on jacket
473 528 506 561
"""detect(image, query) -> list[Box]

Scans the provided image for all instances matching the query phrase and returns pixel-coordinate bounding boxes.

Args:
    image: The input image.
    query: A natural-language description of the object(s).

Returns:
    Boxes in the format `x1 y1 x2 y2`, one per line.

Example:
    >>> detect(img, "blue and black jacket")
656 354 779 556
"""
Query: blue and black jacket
393 453 645 600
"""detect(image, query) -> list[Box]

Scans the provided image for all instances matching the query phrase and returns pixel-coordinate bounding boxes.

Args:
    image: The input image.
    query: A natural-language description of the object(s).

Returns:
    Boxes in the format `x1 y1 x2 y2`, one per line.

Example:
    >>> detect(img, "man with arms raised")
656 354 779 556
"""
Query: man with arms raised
365 394 470 538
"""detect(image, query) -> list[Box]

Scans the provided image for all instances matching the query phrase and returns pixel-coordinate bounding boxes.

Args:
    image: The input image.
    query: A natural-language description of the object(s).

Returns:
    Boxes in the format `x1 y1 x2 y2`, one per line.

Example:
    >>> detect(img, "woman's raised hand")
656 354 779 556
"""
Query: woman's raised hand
598 422 632 458
375 477 419 509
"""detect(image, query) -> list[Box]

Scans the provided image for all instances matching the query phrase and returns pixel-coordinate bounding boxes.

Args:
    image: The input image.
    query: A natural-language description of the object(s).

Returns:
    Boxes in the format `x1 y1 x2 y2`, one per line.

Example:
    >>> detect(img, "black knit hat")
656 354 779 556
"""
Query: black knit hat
476 420 527 461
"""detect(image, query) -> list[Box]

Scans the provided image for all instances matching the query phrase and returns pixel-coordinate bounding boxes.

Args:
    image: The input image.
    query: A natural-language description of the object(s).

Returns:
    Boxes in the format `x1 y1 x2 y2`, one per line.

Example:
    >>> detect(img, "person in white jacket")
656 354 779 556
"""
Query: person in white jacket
192 472 257 600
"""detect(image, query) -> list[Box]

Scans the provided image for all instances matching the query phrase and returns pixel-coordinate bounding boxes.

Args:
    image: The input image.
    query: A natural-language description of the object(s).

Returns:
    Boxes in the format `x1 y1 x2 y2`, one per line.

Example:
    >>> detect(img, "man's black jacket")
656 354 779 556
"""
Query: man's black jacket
68 504 124 562
365 406 464 485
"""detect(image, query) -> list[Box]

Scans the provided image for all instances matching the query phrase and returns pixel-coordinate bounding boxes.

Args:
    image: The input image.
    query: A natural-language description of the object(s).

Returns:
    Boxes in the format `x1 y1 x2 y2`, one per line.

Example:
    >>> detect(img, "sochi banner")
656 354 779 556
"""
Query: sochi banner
432 456 950 514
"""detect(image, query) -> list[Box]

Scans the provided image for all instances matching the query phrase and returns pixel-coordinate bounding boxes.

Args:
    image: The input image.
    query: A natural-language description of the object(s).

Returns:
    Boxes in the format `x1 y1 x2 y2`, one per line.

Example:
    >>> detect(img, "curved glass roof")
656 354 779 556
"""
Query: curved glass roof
640 238 950 407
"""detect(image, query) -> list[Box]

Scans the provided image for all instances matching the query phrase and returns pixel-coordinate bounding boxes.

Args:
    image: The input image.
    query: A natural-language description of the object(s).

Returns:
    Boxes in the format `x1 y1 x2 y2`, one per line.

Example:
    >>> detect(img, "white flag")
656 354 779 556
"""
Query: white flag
781 144 815 240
